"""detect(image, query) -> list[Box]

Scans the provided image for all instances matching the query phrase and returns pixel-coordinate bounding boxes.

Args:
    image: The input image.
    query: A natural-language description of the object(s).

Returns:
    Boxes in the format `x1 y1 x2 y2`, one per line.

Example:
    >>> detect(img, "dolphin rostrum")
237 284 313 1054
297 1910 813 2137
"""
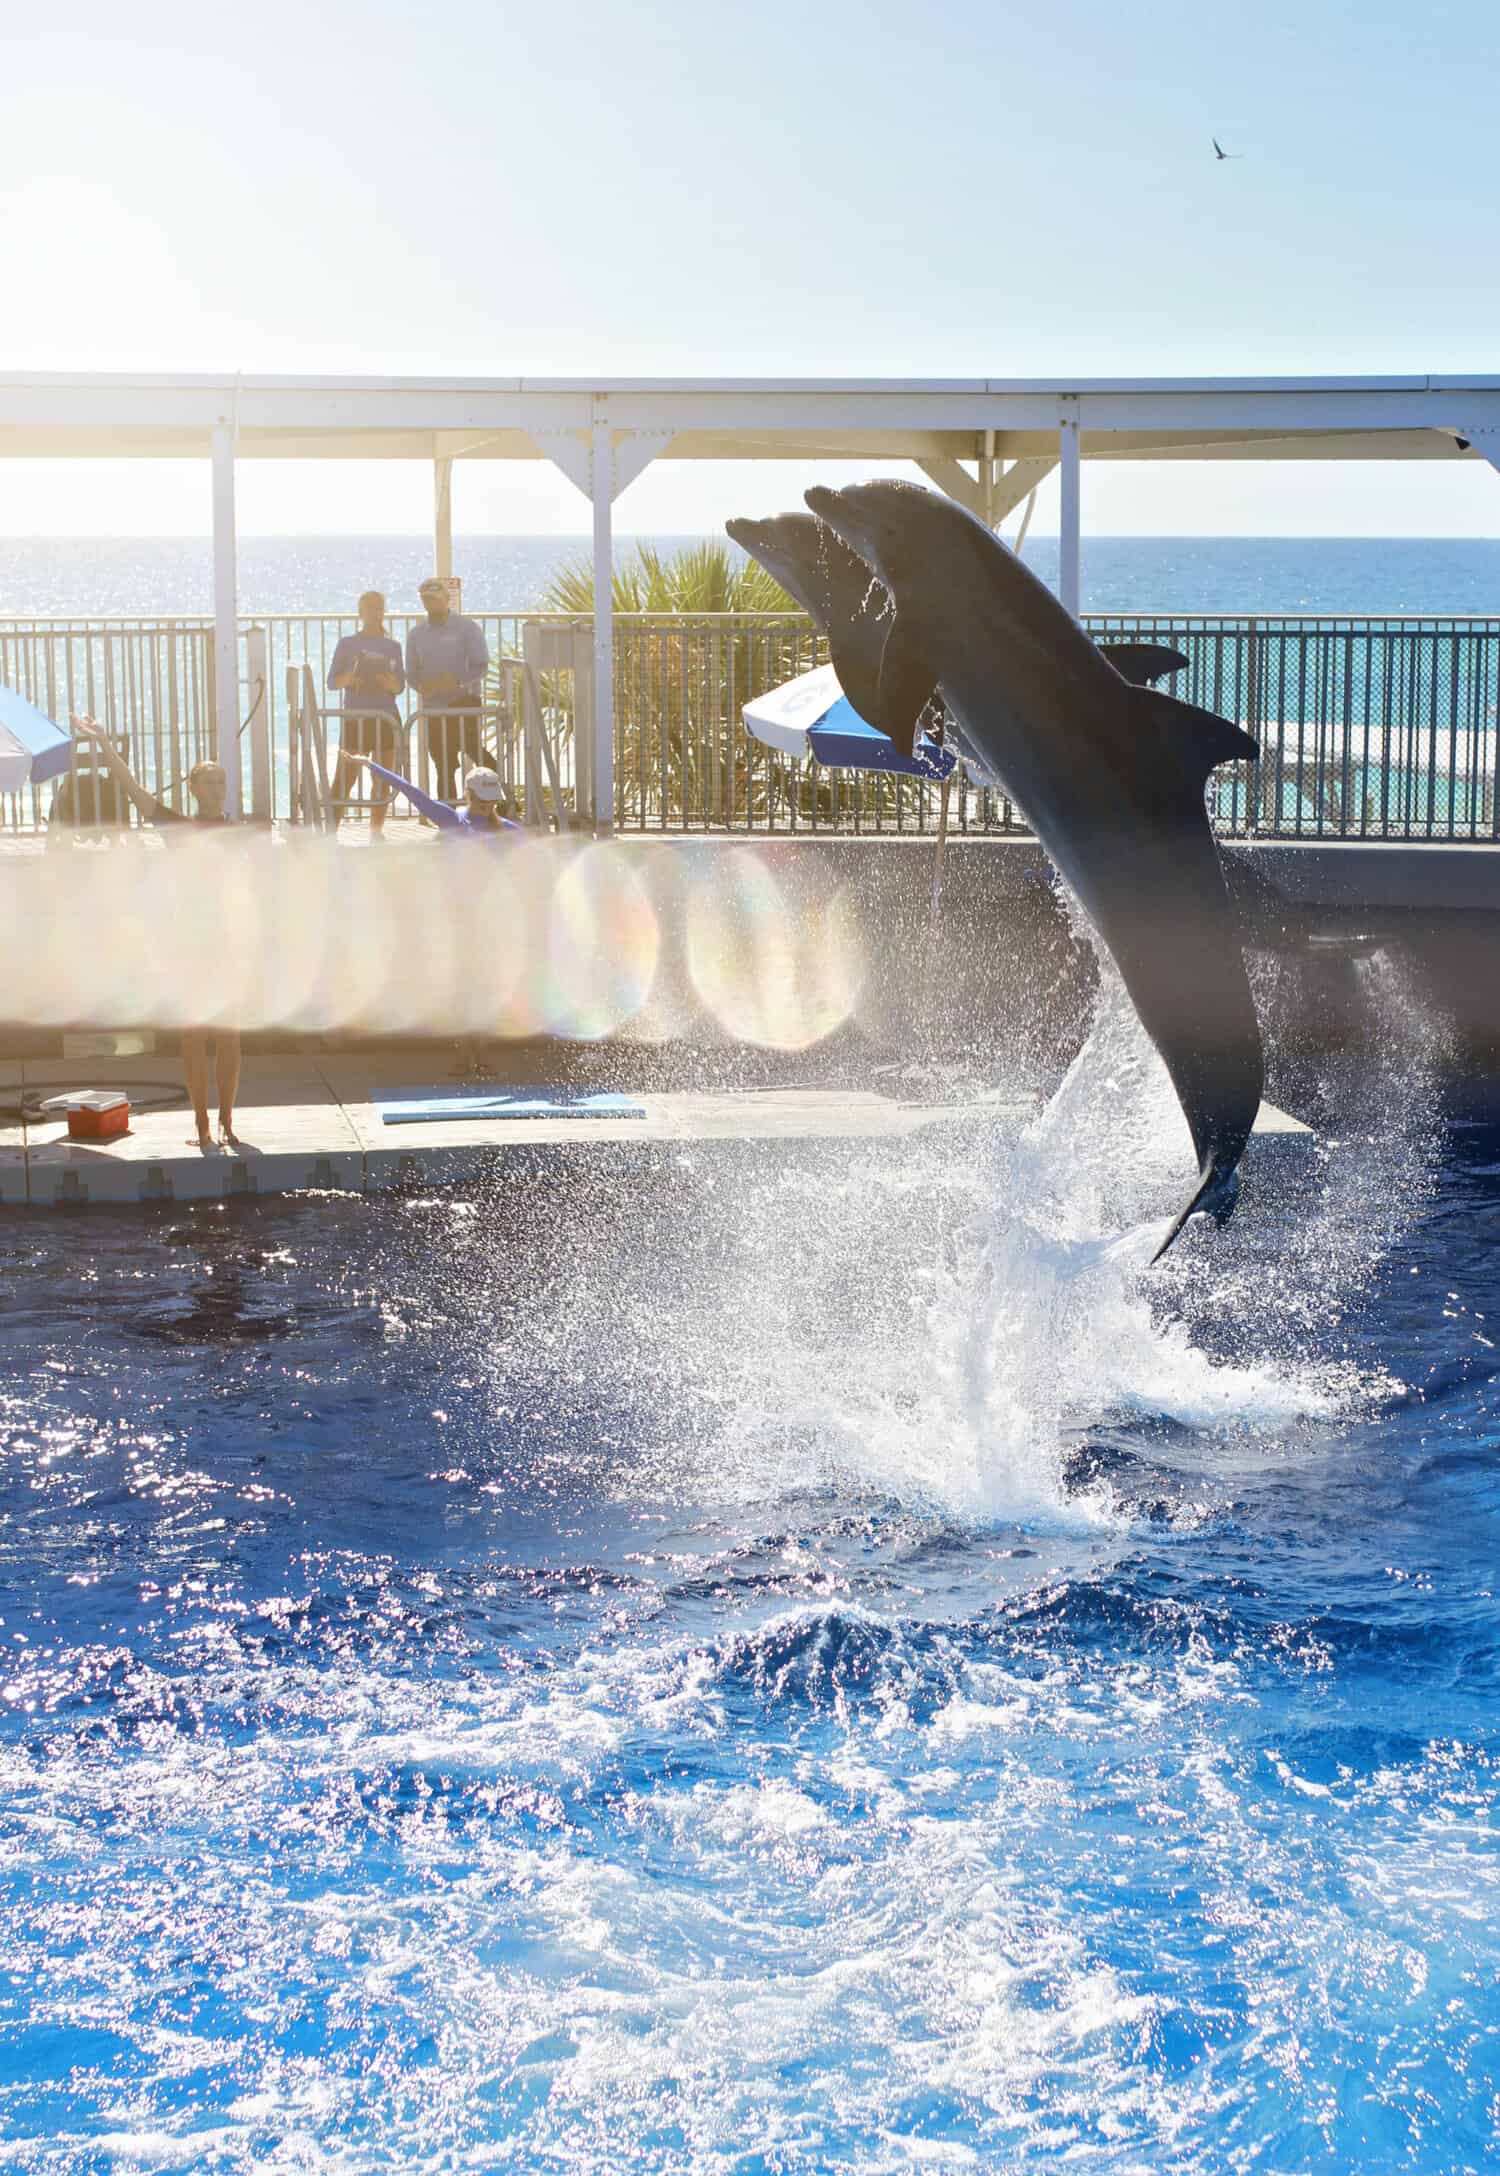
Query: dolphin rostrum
734 481 1264 1258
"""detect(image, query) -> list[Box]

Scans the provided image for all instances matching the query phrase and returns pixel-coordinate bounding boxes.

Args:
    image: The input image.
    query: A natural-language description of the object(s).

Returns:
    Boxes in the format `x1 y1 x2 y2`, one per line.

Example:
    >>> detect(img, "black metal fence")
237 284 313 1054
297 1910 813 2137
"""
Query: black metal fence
608 612 1500 841
5 611 1500 841
1086 614 1500 842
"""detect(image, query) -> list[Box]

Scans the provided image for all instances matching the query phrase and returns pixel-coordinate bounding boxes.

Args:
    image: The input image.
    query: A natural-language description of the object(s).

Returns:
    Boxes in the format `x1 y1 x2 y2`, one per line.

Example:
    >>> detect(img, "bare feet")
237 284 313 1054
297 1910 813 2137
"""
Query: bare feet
193 1125 213 1151
218 1120 239 1148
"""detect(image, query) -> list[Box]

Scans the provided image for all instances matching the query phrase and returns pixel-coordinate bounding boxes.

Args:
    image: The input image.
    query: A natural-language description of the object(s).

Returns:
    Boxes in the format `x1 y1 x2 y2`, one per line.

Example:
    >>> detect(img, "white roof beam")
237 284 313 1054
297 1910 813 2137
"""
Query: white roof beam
917 454 1059 523
992 456 1059 520
916 457 982 515
2 374 1500 464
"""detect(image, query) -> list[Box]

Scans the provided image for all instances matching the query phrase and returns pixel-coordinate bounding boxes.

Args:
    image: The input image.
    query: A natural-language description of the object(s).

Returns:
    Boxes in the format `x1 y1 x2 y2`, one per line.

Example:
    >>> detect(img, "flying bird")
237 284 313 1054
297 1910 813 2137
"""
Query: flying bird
1213 138 1242 160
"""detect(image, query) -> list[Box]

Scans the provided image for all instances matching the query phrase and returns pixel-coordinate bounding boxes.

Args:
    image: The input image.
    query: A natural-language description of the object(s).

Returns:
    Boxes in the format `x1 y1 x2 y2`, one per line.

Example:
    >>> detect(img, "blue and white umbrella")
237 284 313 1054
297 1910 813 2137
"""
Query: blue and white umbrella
743 664 958 780
0 686 72 795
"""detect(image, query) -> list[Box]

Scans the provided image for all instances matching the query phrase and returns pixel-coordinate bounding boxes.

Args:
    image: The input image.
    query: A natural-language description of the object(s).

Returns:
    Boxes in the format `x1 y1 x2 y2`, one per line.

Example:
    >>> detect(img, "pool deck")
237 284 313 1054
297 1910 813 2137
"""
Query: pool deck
0 1053 1313 1209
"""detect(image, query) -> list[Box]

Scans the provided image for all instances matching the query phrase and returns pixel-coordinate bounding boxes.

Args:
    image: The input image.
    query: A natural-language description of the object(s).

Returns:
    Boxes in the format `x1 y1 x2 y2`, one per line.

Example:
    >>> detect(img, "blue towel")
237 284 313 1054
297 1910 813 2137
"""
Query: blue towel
376 1086 647 1126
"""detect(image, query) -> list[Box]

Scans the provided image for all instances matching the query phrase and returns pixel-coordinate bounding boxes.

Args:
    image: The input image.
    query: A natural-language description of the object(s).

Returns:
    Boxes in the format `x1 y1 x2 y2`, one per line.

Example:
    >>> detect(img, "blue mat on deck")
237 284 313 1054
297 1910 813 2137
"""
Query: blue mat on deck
376 1086 647 1126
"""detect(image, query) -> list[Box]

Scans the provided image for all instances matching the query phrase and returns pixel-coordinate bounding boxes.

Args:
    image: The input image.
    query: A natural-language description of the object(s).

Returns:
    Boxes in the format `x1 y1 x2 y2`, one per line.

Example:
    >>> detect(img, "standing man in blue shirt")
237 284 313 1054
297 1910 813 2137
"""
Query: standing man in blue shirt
406 576 490 801
327 591 405 835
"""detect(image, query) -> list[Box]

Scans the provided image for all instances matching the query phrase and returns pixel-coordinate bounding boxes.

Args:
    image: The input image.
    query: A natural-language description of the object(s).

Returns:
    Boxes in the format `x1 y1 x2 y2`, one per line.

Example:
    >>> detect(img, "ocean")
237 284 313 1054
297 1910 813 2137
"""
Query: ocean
2 535 1500 619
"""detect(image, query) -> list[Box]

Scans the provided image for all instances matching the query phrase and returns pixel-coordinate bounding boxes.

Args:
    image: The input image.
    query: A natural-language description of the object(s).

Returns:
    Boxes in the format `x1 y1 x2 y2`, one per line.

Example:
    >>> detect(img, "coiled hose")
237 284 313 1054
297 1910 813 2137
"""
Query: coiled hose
0 1078 188 1124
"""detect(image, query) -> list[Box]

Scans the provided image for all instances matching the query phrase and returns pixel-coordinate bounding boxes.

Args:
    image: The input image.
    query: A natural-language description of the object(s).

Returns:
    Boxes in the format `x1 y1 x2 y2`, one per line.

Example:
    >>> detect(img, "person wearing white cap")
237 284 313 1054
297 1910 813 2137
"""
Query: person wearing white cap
356 755 521 839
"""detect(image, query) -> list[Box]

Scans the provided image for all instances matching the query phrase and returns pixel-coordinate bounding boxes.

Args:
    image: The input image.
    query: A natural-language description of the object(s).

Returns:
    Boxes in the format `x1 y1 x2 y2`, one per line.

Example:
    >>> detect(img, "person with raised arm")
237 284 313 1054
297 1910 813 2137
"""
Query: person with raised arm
354 754 522 839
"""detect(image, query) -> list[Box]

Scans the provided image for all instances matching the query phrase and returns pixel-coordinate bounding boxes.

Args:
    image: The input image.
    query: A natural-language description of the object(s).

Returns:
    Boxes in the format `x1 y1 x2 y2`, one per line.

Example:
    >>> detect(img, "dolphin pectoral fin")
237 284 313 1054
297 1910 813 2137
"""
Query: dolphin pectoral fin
1097 641 1191 687
1151 1158 1242 1265
873 615 938 756
1129 686 1258 777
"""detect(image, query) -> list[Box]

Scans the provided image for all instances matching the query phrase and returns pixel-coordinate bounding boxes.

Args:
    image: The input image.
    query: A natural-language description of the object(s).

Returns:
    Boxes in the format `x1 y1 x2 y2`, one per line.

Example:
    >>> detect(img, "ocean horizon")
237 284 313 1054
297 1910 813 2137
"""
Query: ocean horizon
2 534 1500 620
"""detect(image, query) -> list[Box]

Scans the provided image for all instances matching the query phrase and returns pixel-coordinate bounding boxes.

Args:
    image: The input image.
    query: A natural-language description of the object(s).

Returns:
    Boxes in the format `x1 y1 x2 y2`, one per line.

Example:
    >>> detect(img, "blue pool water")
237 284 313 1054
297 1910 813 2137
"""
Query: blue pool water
1 984 1496 2172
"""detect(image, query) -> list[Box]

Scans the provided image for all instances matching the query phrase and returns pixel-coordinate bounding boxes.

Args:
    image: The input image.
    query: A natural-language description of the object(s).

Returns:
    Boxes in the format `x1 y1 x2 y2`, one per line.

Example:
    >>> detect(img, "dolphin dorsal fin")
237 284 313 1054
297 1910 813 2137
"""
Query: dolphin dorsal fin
1098 641 1190 687
1129 685 1258 778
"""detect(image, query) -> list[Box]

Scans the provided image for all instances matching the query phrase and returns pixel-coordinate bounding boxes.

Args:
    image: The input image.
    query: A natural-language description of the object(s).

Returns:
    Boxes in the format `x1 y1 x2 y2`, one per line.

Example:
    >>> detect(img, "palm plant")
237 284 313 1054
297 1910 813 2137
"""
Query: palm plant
543 538 796 616
539 539 812 824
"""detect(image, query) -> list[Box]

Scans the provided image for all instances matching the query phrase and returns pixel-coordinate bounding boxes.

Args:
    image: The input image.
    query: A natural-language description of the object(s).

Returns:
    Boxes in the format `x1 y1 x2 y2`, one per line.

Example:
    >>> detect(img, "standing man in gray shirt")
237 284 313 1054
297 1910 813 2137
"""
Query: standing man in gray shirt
405 576 490 801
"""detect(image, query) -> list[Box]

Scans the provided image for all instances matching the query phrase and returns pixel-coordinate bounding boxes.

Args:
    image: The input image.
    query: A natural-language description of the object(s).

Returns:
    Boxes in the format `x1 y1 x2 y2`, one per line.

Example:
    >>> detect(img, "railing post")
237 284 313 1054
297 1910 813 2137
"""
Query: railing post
245 623 272 822
211 420 241 817
434 456 453 581
1490 628 1500 837
285 663 301 821
591 416 614 833
1058 401 1081 617
1244 616 1261 833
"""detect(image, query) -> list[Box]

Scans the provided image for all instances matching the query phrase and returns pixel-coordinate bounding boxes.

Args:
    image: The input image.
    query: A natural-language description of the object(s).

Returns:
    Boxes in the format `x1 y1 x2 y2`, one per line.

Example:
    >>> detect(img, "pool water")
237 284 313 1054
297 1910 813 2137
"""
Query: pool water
0 979 1496 2174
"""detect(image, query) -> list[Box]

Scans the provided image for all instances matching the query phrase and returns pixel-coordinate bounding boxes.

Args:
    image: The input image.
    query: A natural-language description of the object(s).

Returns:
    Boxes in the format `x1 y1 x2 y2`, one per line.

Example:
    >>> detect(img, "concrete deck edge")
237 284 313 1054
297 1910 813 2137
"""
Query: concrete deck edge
0 1062 1311 1210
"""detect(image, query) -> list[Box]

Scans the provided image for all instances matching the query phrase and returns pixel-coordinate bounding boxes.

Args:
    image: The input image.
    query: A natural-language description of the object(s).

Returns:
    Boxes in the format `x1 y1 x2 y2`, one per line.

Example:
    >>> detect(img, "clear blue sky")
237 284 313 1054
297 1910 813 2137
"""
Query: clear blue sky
5 0 1499 536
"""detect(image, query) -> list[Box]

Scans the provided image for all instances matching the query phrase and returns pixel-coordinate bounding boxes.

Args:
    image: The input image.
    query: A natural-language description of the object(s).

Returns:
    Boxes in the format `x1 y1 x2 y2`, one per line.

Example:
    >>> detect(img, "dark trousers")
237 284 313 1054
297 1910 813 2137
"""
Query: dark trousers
424 706 488 800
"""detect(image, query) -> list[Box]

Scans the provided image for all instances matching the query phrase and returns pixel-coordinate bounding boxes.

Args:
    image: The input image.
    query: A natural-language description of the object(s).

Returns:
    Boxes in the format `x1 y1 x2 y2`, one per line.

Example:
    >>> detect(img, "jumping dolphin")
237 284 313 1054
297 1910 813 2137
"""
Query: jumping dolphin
757 480 1263 1257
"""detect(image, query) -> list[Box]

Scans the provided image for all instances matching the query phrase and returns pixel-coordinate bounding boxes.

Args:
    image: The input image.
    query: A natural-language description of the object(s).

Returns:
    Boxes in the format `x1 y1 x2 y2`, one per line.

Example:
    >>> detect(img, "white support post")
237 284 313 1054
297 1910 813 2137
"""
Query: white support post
211 421 242 817
1058 405 1081 618
434 455 453 580
591 419 614 832
534 413 666 834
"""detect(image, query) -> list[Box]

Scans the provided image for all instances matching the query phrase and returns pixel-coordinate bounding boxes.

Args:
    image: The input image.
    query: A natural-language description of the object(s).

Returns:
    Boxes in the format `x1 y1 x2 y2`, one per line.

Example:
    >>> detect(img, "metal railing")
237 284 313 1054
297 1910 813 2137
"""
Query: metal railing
1087 614 1500 842
0 617 214 832
5 610 1500 843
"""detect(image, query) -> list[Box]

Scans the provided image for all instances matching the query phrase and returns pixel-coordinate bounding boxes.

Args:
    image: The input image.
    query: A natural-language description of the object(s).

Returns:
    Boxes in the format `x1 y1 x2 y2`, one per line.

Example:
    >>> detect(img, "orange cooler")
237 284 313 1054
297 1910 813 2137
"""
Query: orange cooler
51 1091 132 1141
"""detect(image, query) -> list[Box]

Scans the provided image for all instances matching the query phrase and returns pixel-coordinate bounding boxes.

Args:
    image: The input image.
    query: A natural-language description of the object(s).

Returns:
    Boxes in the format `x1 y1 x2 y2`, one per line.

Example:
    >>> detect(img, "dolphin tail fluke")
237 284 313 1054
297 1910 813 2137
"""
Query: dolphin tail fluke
1151 1157 1243 1265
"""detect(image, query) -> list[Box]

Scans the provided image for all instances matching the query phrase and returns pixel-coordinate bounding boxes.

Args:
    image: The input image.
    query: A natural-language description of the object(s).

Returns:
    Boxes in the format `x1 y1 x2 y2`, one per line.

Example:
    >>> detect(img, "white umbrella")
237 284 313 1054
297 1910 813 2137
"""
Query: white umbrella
743 664 957 778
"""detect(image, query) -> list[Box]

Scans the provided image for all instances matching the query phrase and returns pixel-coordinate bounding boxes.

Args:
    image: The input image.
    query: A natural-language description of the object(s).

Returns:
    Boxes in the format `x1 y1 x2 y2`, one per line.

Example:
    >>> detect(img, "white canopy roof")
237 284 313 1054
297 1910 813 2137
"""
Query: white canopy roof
0 370 1497 465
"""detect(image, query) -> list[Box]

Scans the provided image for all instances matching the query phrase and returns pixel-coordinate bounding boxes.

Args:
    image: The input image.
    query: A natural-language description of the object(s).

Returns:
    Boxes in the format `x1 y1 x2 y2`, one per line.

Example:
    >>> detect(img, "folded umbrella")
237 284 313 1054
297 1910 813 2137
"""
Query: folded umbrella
0 686 73 795
743 664 957 780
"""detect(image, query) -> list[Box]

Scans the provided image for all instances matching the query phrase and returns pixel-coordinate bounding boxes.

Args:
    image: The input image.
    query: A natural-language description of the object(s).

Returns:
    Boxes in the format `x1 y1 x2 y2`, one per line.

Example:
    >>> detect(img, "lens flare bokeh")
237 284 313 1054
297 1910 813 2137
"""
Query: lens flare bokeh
6 838 867 1050
686 846 863 1049
539 842 660 1041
